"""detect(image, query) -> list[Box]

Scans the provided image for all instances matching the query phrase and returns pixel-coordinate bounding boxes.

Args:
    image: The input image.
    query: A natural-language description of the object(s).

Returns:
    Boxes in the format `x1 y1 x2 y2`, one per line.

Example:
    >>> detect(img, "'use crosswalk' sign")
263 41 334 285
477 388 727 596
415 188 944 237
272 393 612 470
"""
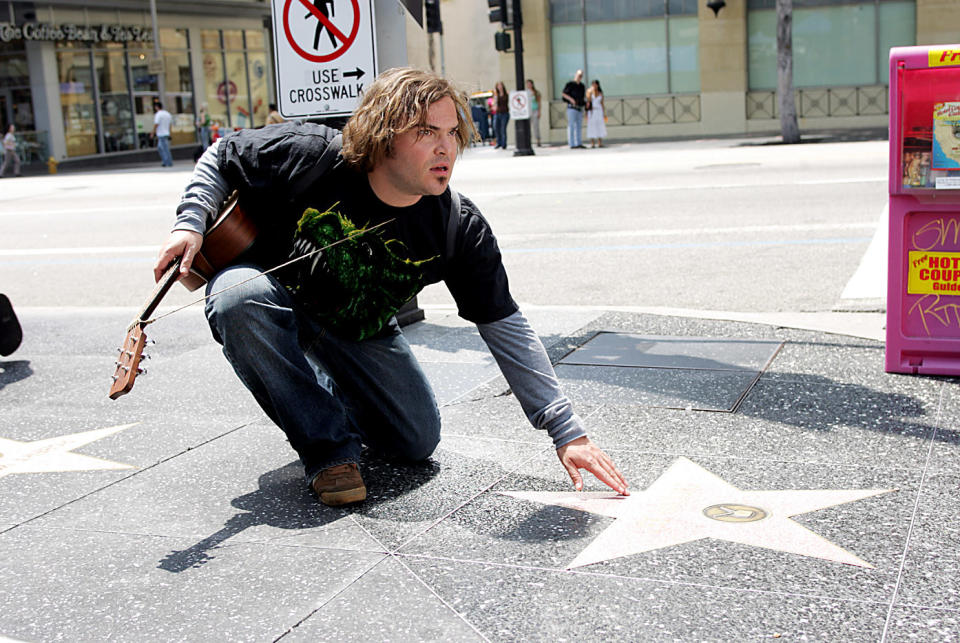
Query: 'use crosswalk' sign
271 0 377 118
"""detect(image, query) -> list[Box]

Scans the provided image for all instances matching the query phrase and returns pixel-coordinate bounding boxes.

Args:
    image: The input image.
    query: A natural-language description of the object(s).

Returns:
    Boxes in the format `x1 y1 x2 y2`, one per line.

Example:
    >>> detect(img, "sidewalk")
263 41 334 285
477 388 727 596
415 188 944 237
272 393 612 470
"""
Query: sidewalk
1 299 957 641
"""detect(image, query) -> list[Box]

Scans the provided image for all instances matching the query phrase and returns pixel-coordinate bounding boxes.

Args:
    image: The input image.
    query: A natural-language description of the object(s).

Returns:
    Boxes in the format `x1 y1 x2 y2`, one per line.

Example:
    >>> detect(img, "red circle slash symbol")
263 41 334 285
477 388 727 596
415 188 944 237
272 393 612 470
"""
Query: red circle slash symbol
283 0 360 63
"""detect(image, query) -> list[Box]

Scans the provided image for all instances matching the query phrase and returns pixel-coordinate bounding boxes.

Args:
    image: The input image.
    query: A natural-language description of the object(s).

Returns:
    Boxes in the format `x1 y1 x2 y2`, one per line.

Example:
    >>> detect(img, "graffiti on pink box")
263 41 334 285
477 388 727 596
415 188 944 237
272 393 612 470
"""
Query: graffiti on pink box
904 212 960 337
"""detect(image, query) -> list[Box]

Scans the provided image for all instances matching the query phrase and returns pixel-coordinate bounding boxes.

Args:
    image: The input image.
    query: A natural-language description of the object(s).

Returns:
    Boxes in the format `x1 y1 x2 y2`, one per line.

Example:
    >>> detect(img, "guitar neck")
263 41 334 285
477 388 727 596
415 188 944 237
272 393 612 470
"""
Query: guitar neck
127 258 183 331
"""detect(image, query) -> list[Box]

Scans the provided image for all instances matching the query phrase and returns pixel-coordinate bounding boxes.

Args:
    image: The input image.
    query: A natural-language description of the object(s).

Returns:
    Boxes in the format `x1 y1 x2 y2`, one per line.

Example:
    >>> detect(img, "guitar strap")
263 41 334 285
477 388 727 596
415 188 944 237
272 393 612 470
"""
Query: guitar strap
290 133 343 198
447 189 461 259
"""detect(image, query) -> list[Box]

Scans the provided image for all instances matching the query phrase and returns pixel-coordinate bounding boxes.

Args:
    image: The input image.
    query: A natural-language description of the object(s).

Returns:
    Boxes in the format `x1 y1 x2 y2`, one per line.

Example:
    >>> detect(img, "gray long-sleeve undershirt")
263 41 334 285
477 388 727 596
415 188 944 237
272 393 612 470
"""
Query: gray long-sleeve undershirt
172 142 588 449
477 311 586 448
174 140 228 234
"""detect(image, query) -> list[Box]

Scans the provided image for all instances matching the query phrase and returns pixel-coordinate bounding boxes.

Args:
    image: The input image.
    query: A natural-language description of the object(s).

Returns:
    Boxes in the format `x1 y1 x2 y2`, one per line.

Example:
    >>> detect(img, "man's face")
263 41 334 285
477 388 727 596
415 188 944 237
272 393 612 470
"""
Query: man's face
575 70 583 82
375 96 459 205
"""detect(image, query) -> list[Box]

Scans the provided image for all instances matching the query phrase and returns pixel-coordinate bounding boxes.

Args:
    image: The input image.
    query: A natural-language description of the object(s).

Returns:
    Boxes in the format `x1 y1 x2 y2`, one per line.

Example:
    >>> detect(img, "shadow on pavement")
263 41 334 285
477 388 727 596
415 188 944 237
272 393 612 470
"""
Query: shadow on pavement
0 360 32 390
157 455 441 573
157 461 333 573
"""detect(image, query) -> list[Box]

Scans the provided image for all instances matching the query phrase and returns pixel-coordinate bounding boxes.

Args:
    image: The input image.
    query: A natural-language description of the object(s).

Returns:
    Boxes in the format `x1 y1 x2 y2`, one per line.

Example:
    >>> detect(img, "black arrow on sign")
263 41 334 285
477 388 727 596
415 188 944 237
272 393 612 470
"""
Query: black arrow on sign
343 67 365 80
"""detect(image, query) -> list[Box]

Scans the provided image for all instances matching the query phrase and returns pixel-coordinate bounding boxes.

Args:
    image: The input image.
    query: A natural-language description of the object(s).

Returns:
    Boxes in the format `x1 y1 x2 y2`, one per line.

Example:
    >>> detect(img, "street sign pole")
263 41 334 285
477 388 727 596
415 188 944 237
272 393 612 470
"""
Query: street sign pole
149 0 165 104
511 0 533 157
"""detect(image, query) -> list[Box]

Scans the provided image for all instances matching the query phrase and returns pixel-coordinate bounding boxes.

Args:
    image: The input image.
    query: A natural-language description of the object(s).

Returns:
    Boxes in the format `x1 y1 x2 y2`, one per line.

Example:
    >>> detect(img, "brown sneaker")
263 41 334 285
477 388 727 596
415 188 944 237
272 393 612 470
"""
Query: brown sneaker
311 463 366 506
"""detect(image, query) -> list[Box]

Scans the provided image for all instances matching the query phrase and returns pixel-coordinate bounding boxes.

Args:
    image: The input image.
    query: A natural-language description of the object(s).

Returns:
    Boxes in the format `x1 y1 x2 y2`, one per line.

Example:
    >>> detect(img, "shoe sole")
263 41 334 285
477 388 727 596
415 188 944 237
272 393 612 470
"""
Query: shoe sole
319 487 367 506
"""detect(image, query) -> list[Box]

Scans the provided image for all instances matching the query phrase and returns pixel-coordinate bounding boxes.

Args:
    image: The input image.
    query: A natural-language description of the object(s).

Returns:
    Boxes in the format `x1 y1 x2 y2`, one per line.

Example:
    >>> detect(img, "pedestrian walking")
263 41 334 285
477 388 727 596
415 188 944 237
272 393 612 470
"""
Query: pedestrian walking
492 81 510 149
152 102 174 167
153 67 628 507
586 79 607 148
0 124 21 178
526 79 542 147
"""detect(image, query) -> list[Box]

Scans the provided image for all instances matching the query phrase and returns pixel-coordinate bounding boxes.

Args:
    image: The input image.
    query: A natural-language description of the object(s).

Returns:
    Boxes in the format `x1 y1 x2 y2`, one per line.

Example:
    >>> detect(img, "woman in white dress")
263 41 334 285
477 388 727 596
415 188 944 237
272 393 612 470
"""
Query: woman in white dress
585 79 607 148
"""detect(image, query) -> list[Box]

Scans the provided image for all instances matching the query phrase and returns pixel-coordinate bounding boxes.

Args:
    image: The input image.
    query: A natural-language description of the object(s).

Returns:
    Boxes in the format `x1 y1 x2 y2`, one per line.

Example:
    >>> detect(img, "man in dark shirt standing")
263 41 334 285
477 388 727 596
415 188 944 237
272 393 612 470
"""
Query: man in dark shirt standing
561 69 586 149
153 68 627 507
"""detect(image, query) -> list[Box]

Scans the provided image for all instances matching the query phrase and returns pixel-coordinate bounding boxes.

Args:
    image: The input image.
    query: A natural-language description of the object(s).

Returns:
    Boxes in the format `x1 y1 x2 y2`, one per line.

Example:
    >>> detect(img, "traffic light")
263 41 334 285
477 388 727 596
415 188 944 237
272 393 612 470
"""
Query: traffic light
487 0 510 26
494 31 511 51
425 0 442 34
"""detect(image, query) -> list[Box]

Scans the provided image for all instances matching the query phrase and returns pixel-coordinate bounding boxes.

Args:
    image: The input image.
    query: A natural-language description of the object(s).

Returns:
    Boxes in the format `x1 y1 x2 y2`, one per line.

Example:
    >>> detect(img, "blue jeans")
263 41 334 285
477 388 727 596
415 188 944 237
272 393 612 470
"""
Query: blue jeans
493 113 510 148
157 135 173 166
566 107 582 148
204 264 441 484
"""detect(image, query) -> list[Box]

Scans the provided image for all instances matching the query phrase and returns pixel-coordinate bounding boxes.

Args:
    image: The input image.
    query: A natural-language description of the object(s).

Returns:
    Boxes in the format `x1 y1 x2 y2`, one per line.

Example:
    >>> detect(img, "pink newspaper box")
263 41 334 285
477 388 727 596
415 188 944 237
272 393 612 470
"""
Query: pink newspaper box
886 45 960 374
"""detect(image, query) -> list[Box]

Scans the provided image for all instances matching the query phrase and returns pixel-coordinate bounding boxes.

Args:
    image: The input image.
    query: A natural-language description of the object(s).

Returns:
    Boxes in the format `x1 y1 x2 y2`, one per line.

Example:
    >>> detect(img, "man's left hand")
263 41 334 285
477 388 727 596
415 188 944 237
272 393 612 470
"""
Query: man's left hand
556 436 628 495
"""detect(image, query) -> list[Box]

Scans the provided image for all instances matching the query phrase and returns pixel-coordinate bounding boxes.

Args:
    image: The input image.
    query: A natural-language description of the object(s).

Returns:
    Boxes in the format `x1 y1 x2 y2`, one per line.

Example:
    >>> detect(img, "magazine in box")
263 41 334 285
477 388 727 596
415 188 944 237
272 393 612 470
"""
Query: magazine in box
932 102 960 170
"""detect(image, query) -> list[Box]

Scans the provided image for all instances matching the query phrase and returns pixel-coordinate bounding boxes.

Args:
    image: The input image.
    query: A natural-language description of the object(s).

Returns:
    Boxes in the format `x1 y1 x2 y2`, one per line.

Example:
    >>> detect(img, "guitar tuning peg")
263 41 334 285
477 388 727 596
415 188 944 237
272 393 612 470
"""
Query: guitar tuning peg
136 367 148 376
140 353 151 360
116 347 123 354
145 339 157 346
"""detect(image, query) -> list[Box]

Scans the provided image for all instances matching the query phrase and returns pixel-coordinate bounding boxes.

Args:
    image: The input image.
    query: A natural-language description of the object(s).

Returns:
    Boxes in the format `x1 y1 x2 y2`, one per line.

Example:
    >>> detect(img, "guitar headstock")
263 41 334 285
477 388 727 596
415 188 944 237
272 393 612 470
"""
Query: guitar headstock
108 323 148 399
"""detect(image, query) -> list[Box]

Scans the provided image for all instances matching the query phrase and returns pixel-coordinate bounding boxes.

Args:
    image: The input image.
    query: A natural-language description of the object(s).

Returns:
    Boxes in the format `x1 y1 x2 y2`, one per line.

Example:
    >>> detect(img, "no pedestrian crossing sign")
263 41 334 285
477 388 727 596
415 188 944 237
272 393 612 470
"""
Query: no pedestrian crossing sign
271 0 377 119
509 90 530 120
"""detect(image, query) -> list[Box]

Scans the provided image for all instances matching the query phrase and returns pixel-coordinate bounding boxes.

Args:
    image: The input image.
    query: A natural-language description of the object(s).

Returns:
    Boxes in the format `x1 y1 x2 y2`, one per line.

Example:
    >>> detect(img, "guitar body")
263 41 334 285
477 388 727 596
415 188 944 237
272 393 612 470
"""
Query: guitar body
179 191 259 291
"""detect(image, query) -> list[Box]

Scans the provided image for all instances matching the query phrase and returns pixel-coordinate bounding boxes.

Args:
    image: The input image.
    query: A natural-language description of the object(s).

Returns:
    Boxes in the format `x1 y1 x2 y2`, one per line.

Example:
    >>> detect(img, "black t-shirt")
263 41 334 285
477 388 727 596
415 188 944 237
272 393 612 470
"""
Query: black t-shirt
218 123 517 340
563 81 585 108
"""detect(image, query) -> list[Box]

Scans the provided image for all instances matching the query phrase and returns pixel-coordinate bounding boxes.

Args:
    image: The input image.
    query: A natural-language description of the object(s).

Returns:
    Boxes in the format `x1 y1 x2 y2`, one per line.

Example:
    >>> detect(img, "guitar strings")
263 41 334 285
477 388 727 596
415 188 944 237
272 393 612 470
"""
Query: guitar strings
141 217 396 326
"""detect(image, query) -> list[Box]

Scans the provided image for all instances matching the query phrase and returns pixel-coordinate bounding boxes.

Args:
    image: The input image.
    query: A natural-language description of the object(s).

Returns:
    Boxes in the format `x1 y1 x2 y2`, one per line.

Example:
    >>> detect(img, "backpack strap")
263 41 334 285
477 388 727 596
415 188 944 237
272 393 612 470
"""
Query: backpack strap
290 133 343 197
447 189 461 259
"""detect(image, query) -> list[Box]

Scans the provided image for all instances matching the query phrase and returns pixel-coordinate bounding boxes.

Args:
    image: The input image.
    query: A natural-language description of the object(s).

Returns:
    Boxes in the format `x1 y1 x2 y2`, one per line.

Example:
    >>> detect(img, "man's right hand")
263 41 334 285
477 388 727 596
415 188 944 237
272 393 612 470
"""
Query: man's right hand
154 230 203 283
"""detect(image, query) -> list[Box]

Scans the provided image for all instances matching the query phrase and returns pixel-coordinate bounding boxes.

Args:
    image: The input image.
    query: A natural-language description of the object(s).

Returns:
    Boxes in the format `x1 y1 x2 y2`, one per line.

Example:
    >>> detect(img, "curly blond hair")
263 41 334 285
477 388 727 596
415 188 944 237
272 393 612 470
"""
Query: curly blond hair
341 67 477 172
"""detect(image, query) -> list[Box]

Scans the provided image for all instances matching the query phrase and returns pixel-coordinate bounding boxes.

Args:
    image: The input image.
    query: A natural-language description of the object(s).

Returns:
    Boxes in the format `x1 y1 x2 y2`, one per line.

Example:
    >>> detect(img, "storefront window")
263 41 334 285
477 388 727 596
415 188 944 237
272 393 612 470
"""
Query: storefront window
668 16 699 93
1 42 36 132
225 51 251 128
551 25 585 100
245 30 265 51
55 27 196 158
201 36 228 130
747 0 915 90
223 30 245 50
95 49 135 152
586 21 668 96
550 0 699 98
164 50 196 144
201 30 221 50
159 28 189 50
58 50 98 157
247 51 270 127
128 48 160 148
201 29 271 129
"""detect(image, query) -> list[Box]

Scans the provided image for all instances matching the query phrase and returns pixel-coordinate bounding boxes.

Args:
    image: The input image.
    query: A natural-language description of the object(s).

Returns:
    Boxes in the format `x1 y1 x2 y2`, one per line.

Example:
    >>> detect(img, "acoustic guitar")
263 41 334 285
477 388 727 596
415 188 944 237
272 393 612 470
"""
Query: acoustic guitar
108 191 257 399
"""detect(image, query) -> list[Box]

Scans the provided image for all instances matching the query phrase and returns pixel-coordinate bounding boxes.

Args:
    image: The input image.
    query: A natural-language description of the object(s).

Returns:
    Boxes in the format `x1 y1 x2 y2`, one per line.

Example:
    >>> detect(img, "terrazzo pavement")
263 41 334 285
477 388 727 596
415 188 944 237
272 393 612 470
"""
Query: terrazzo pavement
1 304 958 642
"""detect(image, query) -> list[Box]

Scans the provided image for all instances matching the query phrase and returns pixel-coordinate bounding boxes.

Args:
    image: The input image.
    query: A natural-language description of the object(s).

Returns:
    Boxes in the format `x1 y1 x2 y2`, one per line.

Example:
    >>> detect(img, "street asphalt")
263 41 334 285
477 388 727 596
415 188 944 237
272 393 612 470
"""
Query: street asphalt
1 135 958 641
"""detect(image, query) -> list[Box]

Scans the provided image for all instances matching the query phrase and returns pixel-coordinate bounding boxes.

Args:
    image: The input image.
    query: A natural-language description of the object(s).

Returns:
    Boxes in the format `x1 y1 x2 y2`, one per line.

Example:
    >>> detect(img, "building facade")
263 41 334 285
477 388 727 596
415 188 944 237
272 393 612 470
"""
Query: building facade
466 0 960 145
5 0 960 166
1 0 274 165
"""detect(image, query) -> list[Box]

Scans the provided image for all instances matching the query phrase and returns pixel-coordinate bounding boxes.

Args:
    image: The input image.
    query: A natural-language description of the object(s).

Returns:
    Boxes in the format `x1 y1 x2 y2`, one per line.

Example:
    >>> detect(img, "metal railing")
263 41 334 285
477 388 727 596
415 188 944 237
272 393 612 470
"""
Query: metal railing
746 86 888 120
549 94 701 129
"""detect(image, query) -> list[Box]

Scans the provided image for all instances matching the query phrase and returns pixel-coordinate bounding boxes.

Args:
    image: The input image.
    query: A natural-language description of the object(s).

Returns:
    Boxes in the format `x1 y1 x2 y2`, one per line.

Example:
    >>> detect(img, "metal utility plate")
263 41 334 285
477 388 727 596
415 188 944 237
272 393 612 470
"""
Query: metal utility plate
559 333 783 371
556 333 784 412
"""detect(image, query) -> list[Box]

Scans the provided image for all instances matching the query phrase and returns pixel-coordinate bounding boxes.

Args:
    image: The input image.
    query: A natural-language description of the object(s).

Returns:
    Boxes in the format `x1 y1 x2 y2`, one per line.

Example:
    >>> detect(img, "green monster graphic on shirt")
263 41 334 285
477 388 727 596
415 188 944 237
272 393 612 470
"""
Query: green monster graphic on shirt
287 205 437 341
